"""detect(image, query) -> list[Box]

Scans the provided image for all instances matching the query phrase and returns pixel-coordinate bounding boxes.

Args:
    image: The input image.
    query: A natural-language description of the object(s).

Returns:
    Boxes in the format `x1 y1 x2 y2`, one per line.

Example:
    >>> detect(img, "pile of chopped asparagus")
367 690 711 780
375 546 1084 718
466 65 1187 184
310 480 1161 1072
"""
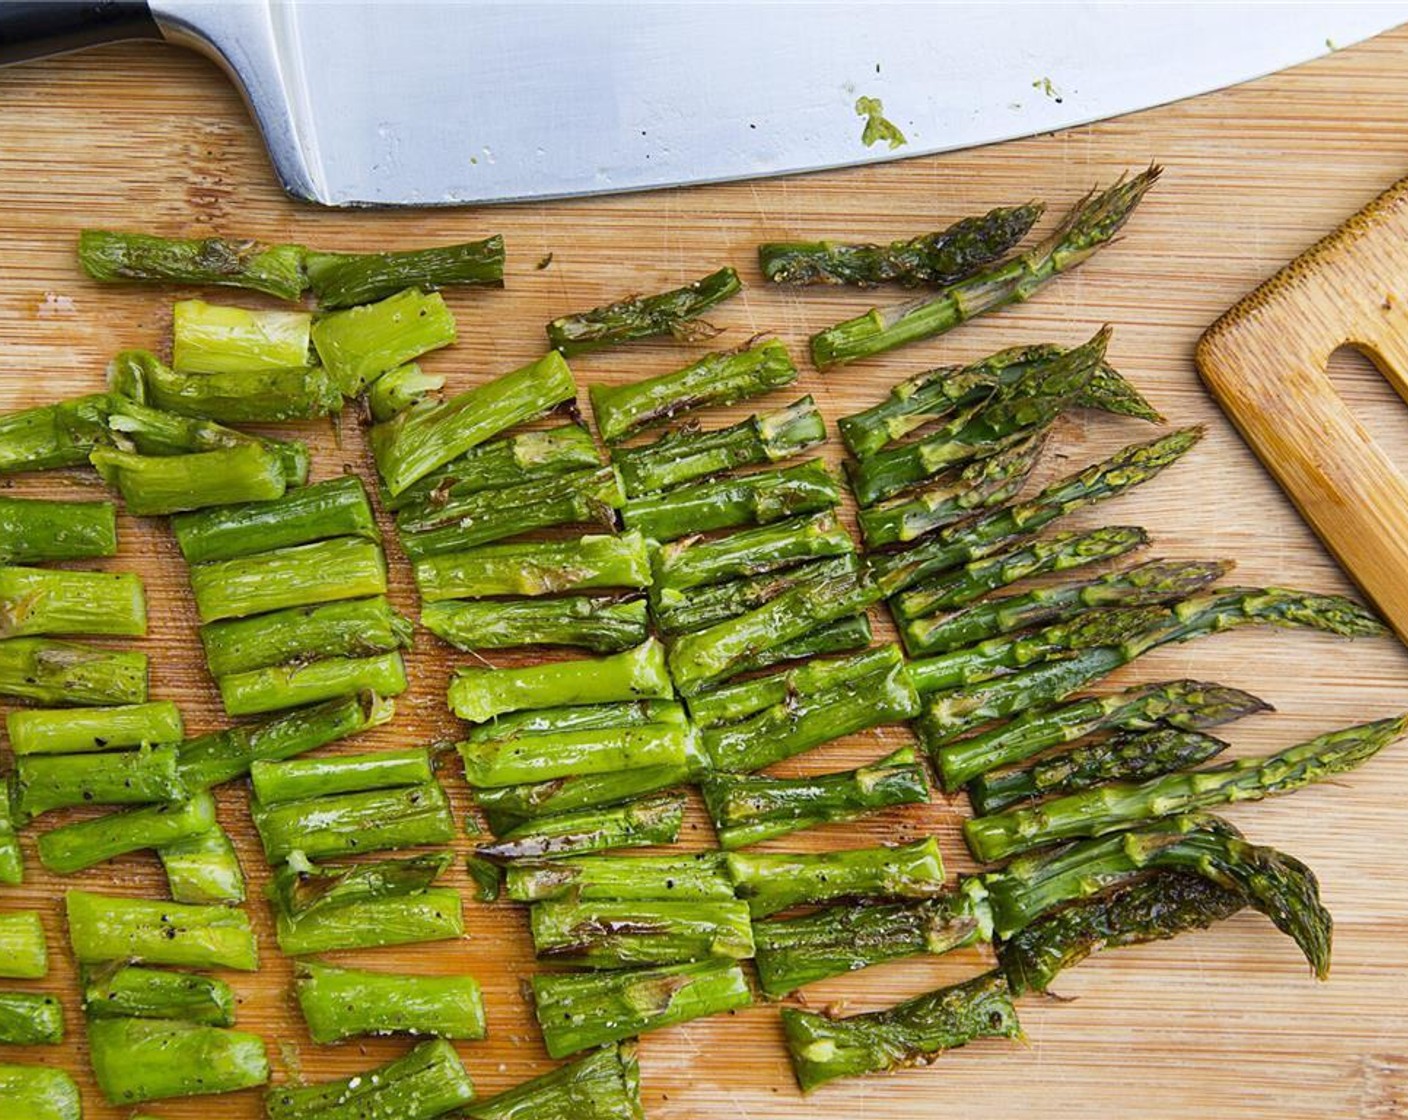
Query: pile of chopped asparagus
0 173 1400 1115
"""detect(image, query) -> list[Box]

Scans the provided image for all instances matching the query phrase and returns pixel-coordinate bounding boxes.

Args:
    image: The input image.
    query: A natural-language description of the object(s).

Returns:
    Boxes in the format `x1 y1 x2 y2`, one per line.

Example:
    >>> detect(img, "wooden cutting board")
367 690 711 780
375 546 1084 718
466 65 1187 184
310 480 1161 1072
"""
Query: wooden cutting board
2 27 1408 1120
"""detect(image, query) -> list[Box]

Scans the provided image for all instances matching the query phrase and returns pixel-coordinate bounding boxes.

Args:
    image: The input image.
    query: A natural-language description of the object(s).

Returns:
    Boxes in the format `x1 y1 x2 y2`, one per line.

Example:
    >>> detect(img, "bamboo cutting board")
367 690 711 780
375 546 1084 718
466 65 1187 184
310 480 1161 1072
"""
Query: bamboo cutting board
2 28 1408 1120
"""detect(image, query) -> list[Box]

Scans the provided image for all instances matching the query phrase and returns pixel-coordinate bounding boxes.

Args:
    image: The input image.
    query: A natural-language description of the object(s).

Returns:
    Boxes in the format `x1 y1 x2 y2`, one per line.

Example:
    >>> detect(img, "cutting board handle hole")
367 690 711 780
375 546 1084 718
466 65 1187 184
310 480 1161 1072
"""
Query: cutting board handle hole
1324 343 1408 467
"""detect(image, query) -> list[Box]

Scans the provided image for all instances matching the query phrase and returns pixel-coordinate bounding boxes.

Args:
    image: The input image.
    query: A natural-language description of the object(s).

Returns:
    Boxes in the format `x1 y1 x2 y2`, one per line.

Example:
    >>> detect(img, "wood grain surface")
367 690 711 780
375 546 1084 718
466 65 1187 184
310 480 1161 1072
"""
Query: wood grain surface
2 25 1408 1120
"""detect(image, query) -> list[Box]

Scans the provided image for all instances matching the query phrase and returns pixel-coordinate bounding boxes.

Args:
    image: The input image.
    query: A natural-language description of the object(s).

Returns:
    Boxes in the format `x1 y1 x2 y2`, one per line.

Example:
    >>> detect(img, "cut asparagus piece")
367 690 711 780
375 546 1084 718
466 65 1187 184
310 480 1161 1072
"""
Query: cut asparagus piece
460 698 684 743
0 1064 81 1120
781 971 1021 1090
15 744 184 818
7 701 183 755
91 444 287 516
159 824 246 904
531 897 755 968
728 837 946 919
589 337 798 443
79 229 306 299
305 234 505 308
653 553 858 635
0 393 111 473
425 596 648 653
415 530 651 601
548 266 742 356
613 396 826 496
703 747 929 849
0 911 46 978
0 637 147 705
621 458 841 541
759 203 1043 287
111 348 340 422
652 511 854 594
969 727 1233 815
730 613 873 675
0 495 116 563
476 793 685 860
38 792 216 874
460 717 696 788
1000 871 1245 995
372 351 577 495
293 961 486 1043
172 475 377 564
251 746 433 805
463 1043 644 1120
0 565 146 639
176 692 392 789
753 878 992 999
200 595 412 678
188 535 387 623
81 963 236 1026
532 958 751 1058
217 650 408 715
89 1016 269 1104
251 781 454 861
264 1038 473 1120
311 287 457 396
66 890 258 970
0 992 64 1045
171 298 310 373
968 713 1408 862
0 788 21 885
810 168 1159 368
505 851 734 903
269 850 448 915
368 361 445 422
449 638 673 722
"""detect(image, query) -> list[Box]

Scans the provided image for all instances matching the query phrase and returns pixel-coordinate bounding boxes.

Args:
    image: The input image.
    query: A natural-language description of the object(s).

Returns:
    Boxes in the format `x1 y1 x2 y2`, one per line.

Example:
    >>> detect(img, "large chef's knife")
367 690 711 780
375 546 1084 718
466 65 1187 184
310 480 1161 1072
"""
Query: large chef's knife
1 1 1403 207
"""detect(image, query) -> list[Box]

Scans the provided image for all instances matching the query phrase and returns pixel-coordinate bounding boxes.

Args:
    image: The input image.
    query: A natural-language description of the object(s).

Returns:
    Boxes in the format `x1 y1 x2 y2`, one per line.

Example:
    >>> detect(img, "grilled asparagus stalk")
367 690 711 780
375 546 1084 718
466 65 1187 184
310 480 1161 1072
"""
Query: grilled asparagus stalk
293 961 486 1043
311 287 457 395
415 531 651 601
728 837 946 919
548 266 742 355
78 229 306 299
0 495 117 563
264 1038 473 1120
65 890 258 971
304 234 504 307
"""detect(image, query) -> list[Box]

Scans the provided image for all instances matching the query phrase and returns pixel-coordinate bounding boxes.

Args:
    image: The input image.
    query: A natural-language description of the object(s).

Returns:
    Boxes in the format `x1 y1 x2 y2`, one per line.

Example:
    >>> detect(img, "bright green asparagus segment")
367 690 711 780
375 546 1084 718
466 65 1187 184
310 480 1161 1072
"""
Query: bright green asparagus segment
0 392 111 473
463 1043 644 1120
81 962 236 1026
305 234 504 308
159 824 246 904
760 203 1042 287
0 911 47 978
652 511 854 593
530 897 755 968
449 638 673 722
91 444 287 516
0 992 64 1045
251 747 433 805
0 565 145 638
217 650 408 716
172 475 377 563
753 878 993 998
38 791 216 874
652 553 857 635
424 596 649 653
504 851 735 903
967 713 1408 862
66 890 258 970
188 535 387 623
476 793 685 861
171 298 310 373
0 789 21 885
781 971 1021 1090
589 336 797 442
367 361 445 421
294 961 486 1043
459 717 695 787
79 229 307 299
0 637 148 705
532 958 752 1059
372 350 577 495
703 747 929 849
200 595 412 678
810 168 1159 368
7 701 183 755
460 698 685 743
415 531 651 601
264 1038 474 1120
176 692 392 789
89 1016 270 1104
15 744 184 817
391 461 619 533
111 347 340 422
252 781 454 861
728 837 946 919
0 494 117 562
730 612 873 675
0 1064 81 1120
310 287 457 395
547 266 742 356
621 457 841 541
613 395 826 496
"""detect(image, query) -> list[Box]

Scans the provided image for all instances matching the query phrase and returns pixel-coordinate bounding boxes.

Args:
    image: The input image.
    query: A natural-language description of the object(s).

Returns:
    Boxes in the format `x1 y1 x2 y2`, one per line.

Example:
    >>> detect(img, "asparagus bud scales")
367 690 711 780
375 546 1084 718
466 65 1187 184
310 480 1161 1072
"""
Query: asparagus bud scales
79 229 307 300
171 298 311 374
547 265 743 355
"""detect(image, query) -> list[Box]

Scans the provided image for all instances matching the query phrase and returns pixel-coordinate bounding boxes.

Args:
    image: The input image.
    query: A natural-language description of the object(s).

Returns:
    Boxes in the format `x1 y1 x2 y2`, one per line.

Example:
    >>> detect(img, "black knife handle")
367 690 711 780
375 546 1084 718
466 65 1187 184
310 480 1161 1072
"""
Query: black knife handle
0 1 159 66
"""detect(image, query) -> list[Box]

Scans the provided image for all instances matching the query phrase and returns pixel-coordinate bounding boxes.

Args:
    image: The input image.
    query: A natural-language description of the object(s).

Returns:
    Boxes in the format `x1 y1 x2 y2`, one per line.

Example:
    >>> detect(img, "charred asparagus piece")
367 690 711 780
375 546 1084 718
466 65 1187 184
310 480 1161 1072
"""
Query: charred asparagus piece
415 531 651 601
111 348 339 423
216 650 408 716
91 444 288 516
504 852 735 903
81 963 236 1026
0 1064 82 1120
0 912 46 978
476 793 686 861
200 596 412 678
293 961 486 1043
305 235 504 307
263 1038 472 1120
0 495 117 563
188 536 387 623
15 744 184 817
251 781 454 861
38 792 217 874
653 511 854 593
529 897 755 967
66 890 259 971
0 637 147 705
251 747 433 805
463 1044 644 1120
7 701 183 755
0 393 112 473
0 566 146 638
88 1017 270 1103
547 266 742 356
78 229 306 299
728 837 946 919
424 596 649 653
159 824 246 905
172 475 377 564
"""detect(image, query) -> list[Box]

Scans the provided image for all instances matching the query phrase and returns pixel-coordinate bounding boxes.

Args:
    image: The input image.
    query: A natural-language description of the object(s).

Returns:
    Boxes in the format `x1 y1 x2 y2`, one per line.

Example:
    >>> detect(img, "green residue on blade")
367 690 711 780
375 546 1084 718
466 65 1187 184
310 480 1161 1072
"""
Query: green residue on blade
855 96 907 150
1032 77 1063 102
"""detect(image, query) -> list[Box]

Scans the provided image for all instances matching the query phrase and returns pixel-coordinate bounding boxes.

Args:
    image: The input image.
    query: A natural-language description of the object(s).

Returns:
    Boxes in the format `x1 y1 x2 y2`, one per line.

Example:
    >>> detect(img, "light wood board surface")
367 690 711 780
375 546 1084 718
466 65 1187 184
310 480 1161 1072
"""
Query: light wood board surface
2 25 1408 1120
